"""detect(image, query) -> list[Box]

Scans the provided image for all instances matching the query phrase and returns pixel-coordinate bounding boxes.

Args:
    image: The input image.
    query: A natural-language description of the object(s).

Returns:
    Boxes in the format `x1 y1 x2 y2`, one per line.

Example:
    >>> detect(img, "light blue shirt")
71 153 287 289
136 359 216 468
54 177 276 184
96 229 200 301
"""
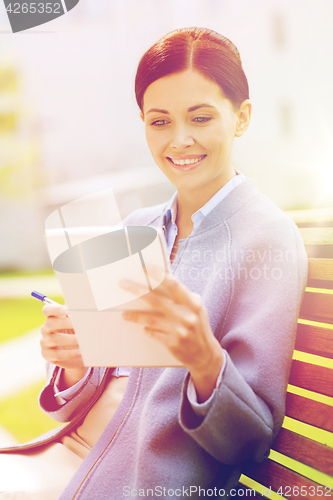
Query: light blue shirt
54 171 246 411
164 171 246 259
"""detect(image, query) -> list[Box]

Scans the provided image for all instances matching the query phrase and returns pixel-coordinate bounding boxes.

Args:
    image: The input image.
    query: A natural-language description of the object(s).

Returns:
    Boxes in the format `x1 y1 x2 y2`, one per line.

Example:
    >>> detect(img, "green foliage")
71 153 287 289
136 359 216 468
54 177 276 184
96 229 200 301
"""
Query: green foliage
0 269 54 279
0 296 64 343
0 380 62 443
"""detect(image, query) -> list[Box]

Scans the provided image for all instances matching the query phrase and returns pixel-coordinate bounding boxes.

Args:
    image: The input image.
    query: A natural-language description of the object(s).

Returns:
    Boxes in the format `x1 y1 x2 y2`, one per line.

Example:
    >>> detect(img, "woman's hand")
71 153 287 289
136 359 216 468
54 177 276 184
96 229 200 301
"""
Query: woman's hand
40 304 88 390
120 266 224 403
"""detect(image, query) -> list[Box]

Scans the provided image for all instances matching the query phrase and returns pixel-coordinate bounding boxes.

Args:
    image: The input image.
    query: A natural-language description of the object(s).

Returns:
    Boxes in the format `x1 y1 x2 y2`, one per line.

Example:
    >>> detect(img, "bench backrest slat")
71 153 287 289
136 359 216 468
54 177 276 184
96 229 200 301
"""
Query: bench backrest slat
299 227 333 245
239 207 333 499
285 208 333 224
289 360 333 397
299 291 333 324
295 323 333 359
308 258 333 281
243 459 325 498
307 258 333 289
271 428 333 476
285 392 333 433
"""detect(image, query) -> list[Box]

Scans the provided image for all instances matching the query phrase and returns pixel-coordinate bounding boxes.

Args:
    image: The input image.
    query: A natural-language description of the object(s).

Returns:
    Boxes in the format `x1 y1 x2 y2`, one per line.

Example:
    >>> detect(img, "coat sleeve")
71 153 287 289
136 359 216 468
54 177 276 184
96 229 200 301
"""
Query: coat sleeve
179 215 308 465
39 364 107 423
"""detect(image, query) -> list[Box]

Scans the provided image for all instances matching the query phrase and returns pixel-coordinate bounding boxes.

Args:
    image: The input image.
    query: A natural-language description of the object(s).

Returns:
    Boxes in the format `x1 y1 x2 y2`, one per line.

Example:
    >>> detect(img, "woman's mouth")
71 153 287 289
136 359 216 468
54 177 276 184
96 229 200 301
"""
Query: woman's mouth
167 155 207 171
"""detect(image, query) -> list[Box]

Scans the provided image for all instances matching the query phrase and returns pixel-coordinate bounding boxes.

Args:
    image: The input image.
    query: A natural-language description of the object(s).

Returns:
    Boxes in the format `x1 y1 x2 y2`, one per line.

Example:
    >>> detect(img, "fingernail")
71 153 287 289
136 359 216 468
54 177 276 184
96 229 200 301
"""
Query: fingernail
123 311 132 319
59 306 68 314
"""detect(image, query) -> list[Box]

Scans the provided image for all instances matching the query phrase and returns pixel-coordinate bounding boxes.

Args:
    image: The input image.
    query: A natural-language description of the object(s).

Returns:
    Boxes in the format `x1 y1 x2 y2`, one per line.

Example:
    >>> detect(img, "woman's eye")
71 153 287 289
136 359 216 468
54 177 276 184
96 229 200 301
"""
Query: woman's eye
193 117 211 123
151 119 168 126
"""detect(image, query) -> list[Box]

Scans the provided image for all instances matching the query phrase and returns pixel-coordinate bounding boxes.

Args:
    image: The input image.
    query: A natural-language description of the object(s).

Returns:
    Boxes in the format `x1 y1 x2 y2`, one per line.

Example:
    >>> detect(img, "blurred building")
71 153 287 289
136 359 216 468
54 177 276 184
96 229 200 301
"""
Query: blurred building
0 0 332 270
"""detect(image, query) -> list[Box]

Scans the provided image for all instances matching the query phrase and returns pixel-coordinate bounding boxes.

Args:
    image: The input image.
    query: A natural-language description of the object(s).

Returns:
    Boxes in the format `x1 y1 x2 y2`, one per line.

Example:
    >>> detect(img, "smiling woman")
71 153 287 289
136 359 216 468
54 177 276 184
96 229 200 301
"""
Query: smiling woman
0 28 308 500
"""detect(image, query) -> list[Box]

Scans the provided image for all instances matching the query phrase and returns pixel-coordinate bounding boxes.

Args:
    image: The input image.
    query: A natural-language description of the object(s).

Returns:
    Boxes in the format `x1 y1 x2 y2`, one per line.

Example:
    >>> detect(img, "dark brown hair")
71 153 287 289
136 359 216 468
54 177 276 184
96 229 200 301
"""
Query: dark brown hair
135 27 249 112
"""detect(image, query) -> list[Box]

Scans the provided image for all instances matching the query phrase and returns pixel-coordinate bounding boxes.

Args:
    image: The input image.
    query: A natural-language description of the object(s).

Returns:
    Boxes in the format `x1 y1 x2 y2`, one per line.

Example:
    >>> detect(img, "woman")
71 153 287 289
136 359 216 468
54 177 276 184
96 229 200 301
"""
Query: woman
0 27 308 499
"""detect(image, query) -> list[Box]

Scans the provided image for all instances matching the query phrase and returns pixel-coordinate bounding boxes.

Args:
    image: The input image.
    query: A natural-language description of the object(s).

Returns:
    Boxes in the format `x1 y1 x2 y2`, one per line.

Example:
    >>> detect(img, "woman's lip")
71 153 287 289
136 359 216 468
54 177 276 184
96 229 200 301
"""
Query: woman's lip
168 154 206 160
166 155 207 171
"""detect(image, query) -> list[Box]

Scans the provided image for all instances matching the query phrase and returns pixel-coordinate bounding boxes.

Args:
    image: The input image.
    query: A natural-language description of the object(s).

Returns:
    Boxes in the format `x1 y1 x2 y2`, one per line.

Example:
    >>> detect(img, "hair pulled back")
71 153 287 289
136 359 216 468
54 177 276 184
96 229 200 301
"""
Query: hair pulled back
135 27 249 112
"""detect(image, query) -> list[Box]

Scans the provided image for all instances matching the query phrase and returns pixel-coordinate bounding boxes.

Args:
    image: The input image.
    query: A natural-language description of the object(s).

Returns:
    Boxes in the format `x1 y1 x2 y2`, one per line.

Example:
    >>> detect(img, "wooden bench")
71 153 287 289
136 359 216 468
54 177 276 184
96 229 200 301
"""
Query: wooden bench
236 208 333 499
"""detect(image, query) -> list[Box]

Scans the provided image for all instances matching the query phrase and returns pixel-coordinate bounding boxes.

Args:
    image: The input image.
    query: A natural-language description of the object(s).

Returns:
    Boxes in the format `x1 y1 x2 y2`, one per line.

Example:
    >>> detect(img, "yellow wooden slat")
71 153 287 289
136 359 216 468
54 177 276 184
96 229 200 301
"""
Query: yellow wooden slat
298 228 333 245
286 208 333 224
308 258 333 281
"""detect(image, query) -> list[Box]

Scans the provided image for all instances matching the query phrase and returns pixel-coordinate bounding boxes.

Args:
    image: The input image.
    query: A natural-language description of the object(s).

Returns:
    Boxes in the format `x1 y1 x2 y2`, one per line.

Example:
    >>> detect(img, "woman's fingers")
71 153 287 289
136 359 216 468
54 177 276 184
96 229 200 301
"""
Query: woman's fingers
40 304 83 369
153 268 202 311
42 303 68 319
120 268 217 370
123 310 172 334
123 309 199 351
40 332 83 368
41 346 83 369
143 326 191 352
123 310 190 357
143 268 173 300
121 266 203 313
40 331 79 349
161 274 203 311
41 316 74 336
120 279 201 330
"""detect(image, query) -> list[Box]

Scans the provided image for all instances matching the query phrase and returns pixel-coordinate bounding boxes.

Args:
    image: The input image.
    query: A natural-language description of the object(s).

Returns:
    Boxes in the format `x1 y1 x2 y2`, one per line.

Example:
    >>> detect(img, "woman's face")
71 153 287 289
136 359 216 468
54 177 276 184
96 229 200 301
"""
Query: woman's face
141 69 251 195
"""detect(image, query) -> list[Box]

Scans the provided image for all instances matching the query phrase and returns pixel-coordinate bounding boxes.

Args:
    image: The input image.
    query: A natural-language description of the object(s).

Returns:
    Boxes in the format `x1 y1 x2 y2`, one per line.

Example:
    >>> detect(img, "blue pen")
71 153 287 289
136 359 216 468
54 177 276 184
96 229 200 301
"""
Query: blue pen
31 291 72 335
32 290 71 317
31 291 61 306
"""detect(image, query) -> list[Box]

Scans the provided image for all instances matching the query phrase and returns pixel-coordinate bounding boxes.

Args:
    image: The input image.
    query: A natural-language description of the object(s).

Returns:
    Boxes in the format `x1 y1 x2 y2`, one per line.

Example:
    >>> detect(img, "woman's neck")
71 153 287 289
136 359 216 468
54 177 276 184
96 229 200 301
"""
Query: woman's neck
176 168 237 230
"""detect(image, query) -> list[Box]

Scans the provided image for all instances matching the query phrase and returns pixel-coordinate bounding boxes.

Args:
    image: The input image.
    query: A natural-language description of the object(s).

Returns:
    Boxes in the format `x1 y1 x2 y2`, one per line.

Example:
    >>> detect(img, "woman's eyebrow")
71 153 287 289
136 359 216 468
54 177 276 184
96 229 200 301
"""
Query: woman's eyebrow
187 103 215 112
146 103 216 115
146 108 169 115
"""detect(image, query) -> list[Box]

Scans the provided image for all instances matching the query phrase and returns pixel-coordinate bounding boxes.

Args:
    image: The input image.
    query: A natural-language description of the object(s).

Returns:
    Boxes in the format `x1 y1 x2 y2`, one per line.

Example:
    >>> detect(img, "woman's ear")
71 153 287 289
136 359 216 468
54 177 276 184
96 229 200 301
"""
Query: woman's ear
235 99 252 137
140 111 144 122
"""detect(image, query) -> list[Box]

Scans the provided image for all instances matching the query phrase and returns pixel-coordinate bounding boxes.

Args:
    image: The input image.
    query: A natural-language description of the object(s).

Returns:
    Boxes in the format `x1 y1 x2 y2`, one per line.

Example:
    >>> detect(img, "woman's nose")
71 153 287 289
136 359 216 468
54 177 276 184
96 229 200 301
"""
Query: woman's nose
170 125 195 149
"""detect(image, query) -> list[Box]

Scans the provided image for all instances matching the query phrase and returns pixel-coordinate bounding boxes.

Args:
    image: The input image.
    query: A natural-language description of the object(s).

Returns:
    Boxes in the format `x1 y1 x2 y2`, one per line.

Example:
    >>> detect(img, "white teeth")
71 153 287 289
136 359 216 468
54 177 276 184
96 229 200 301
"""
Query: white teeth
170 156 204 165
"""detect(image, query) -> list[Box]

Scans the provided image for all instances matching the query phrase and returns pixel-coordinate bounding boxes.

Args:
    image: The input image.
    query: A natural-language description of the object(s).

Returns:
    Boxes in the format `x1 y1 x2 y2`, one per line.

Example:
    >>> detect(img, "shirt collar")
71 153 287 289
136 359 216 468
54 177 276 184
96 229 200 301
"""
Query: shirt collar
163 190 178 229
162 170 246 231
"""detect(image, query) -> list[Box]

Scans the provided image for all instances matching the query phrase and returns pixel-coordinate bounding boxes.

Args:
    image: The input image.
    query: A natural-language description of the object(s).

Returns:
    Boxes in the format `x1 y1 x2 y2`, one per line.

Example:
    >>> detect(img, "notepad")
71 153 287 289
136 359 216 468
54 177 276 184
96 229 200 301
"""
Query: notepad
44 190 183 367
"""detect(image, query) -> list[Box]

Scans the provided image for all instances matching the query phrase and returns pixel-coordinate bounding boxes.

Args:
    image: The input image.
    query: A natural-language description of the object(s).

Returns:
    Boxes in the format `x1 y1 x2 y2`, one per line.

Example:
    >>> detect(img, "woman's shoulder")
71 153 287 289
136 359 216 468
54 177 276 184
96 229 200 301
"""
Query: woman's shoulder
225 179 305 252
122 201 168 227
226 179 297 231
